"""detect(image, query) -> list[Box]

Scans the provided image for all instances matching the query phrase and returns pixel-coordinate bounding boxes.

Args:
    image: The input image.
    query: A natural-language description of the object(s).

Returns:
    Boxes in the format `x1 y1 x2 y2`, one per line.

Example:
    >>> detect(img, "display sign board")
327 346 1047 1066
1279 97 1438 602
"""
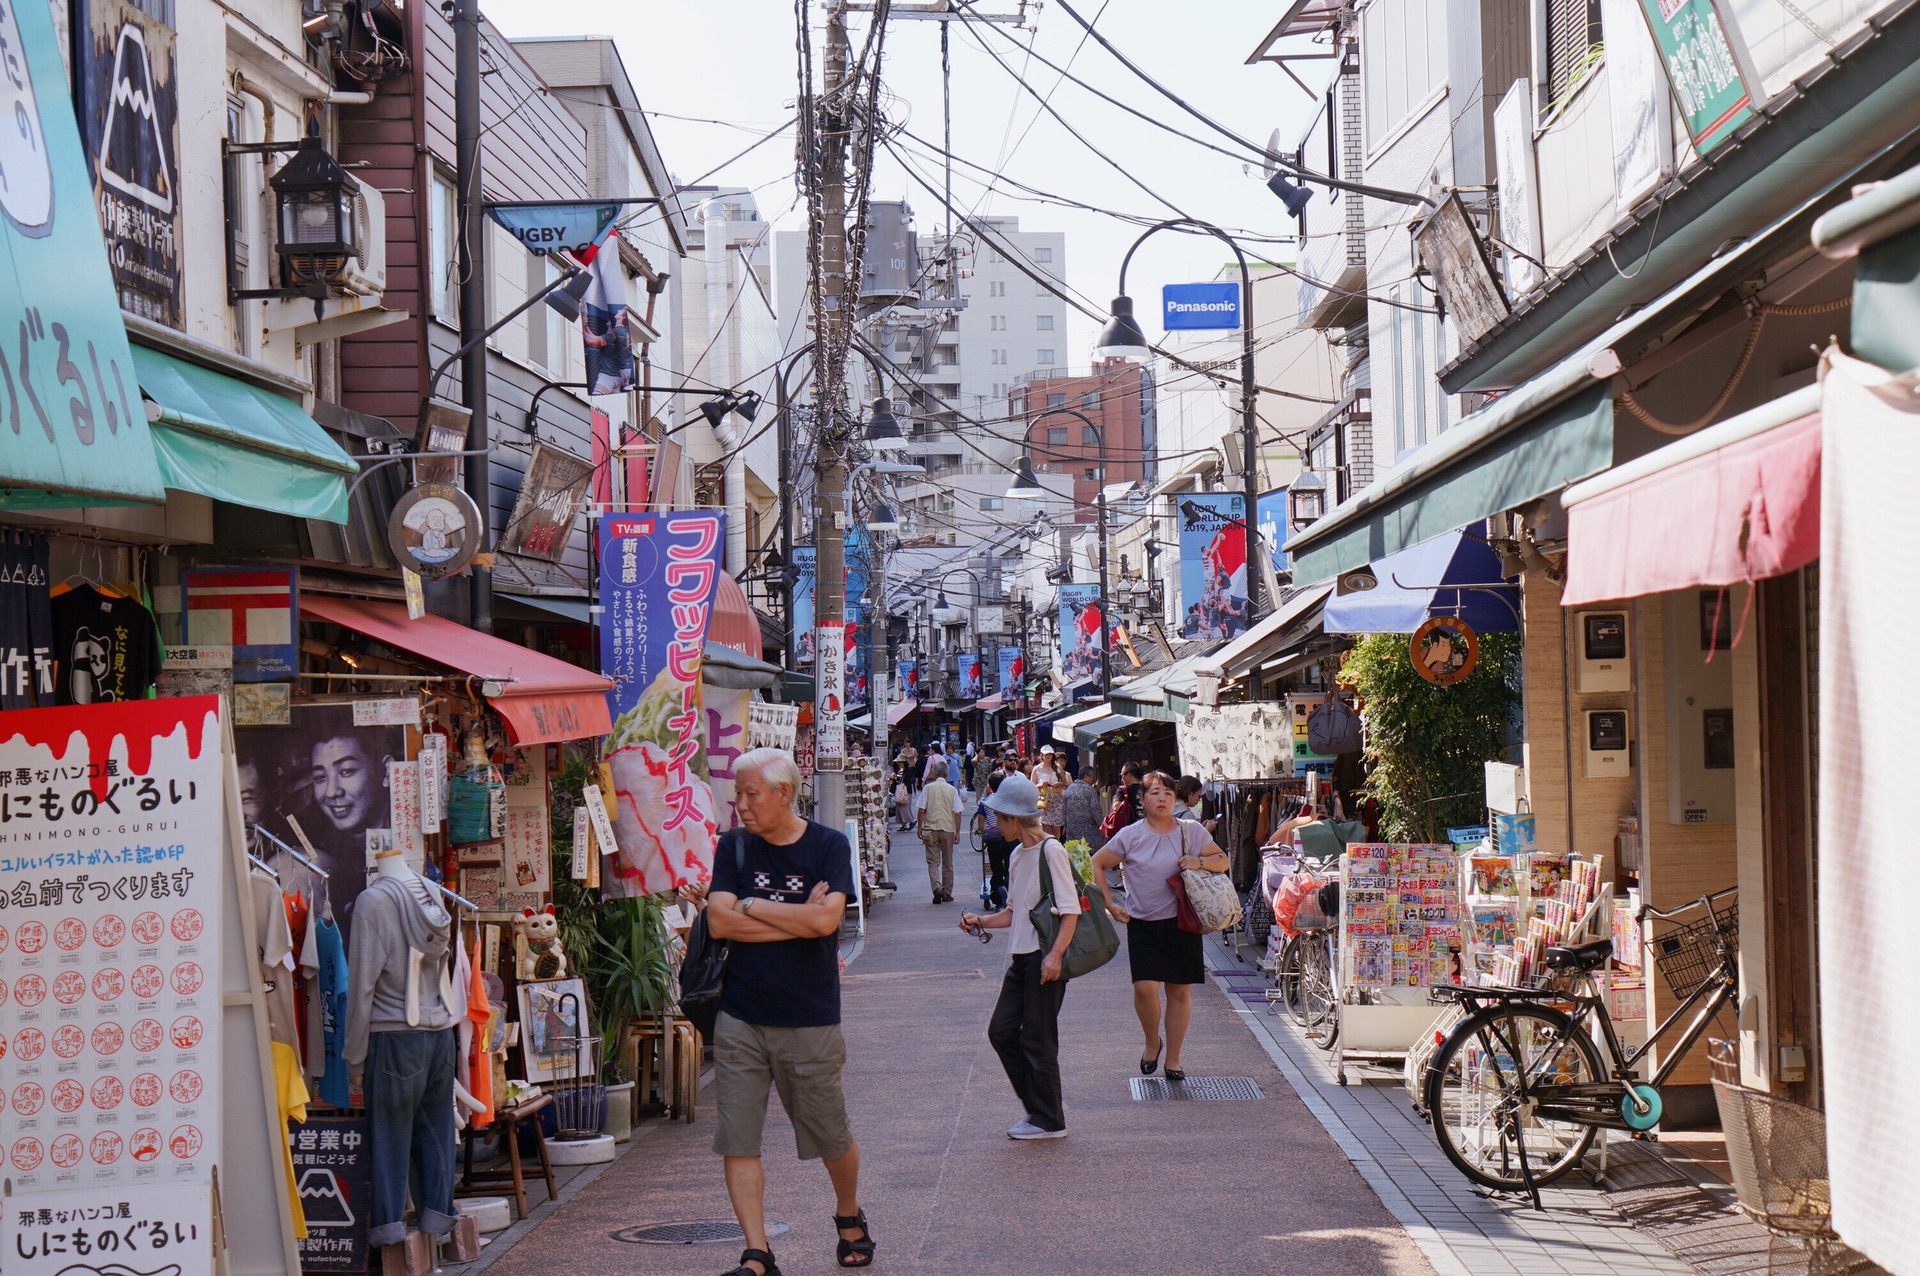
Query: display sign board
184 567 297 682
0 698 225 1195
290 1116 371 1273
1176 702 1295 781
748 702 799 752
157 646 232 702
997 647 1024 698
1493 82 1543 295
791 548 818 664
1632 0 1757 153
957 653 983 700
388 485 482 581
499 442 594 563
78 0 183 327
1176 494 1250 640
1161 281 1241 331
1255 488 1291 574
1603 0 1674 209
814 624 846 772
1414 195 1510 344
5 1181 213 1276
487 202 621 258
1057 584 1104 688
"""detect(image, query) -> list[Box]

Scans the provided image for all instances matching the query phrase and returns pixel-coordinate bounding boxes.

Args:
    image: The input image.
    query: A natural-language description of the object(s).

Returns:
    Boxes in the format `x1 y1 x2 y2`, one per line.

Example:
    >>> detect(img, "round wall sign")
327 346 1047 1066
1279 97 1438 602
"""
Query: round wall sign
1411 616 1479 686
388 483 482 580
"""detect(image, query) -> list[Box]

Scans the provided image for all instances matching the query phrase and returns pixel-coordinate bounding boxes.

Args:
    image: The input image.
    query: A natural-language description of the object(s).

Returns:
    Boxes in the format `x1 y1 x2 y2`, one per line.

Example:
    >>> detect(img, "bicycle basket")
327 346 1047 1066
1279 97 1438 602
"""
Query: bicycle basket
1652 903 1738 999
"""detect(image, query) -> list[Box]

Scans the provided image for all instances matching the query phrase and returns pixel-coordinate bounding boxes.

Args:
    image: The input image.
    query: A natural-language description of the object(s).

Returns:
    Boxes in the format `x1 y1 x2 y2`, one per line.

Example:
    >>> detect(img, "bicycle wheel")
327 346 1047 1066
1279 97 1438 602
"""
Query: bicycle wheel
967 819 982 852
1427 1003 1604 1191
1300 932 1338 1042
1275 934 1306 1024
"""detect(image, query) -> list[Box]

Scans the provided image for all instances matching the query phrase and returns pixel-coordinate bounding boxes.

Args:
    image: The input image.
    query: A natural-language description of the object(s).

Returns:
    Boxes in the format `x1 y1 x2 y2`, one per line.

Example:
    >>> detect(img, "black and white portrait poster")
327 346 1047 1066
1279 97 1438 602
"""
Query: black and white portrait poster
235 704 405 937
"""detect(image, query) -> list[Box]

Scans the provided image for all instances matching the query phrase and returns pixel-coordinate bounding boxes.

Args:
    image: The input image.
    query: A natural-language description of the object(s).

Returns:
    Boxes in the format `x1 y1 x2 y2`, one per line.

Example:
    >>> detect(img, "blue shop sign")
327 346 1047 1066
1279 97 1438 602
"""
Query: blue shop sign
1162 282 1241 331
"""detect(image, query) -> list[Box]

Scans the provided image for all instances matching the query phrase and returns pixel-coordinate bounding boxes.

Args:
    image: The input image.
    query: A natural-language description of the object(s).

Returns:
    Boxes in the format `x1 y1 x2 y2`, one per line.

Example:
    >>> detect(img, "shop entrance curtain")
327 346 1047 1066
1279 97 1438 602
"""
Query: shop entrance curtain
1816 350 1920 1274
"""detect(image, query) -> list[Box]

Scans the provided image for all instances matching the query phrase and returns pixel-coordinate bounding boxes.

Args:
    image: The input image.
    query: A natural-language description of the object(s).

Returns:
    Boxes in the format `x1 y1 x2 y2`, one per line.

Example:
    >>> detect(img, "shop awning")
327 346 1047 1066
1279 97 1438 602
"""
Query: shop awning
1560 384 1822 607
1051 703 1112 745
701 641 781 690
974 693 1005 713
708 572 762 660
1285 382 1613 585
132 345 358 524
301 597 613 744
1074 713 1142 751
1322 525 1519 634
886 699 919 727
1195 583 1332 682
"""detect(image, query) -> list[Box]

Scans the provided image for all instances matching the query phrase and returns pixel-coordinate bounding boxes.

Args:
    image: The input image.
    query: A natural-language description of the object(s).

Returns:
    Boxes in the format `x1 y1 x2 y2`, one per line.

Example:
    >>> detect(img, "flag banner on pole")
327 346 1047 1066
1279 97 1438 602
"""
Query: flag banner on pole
792 548 817 664
597 511 726 895
898 659 919 702
997 646 1023 697
581 229 635 396
1176 493 1250 640
487 201 621 257
958 652 982 700
1058 583 1104 689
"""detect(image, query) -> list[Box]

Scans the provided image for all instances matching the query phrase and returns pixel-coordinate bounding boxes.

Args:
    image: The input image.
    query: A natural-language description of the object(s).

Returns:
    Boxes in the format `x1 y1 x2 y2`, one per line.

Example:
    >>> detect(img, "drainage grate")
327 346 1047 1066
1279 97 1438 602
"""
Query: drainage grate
1129 1076 1264 1101
611 1220 790 1245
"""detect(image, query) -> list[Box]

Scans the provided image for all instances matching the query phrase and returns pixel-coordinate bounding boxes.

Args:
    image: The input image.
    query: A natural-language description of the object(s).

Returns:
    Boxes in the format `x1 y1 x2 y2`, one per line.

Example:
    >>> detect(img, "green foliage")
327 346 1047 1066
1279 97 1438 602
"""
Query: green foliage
546 753 680 1083
1345 631 1520 843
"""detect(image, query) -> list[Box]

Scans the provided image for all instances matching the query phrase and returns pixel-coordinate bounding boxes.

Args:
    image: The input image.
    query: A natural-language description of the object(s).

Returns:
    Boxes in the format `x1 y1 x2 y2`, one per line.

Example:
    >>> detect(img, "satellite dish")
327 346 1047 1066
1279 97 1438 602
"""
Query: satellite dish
1262 127 1285 179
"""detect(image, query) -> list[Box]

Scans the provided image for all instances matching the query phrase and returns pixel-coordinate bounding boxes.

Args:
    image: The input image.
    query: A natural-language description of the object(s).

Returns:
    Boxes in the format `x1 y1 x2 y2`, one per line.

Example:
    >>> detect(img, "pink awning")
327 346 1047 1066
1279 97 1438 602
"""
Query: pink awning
1561 411 1820 607
708 572 762 659
302 597 613 745
886 699 919 727
973 693 1004 713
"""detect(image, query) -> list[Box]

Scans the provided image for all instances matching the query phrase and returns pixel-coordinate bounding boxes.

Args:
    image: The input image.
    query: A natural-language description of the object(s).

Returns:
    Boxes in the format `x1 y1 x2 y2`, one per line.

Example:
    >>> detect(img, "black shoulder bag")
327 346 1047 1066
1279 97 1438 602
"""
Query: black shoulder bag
678 833 746 1041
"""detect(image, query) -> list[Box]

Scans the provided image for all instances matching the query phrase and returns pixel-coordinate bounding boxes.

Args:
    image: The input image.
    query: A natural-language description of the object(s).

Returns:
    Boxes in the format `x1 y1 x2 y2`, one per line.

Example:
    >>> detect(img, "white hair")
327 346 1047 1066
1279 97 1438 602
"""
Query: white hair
735 748 802 798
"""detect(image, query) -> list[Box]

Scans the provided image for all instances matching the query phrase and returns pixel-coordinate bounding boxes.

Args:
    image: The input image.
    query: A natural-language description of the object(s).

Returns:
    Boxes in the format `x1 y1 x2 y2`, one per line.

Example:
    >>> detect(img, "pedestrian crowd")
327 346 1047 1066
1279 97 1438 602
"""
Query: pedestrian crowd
686 743 1228 1276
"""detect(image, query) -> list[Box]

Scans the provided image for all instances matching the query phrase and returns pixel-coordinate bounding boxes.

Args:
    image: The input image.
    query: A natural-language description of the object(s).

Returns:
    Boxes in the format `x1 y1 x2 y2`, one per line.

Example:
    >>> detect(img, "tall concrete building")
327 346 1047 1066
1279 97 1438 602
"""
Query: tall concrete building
774 210 1074 544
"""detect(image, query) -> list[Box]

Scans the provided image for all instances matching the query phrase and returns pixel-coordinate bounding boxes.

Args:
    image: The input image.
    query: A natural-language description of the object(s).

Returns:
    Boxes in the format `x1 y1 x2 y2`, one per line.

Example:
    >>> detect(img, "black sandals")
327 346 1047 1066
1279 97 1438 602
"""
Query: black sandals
834 1210 877 1268
725 1248 779 1276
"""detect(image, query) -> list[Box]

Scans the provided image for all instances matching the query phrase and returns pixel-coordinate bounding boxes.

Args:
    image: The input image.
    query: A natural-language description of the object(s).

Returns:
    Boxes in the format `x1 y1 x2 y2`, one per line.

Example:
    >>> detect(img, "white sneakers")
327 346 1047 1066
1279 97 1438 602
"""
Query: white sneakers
1006 1120 1067 1140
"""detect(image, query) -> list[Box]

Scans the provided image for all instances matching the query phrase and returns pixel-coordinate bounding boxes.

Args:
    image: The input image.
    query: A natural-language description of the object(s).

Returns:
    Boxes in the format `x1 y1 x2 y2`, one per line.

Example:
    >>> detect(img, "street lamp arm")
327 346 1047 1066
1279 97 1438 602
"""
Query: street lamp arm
1115 217 1248 300
424 265 584 411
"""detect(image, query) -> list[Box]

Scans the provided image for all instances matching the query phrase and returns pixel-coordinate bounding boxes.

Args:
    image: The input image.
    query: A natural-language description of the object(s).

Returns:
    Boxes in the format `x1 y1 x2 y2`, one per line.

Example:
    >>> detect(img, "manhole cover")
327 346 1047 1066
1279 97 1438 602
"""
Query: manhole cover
1129 1076 1264 1101
611 1220 790 1245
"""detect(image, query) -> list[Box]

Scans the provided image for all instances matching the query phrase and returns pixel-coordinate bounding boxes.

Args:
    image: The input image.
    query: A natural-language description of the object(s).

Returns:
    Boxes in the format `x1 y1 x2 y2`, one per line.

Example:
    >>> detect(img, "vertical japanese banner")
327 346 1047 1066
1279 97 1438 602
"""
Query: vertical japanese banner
897 660 918 703
597 512 726 895
957 653 982 701
997 647 1024 699
0 698 225 1198
703 687 753 832
1057 584 1104 689
814 624 846 773
1176 493 1250 640
791 548 817 665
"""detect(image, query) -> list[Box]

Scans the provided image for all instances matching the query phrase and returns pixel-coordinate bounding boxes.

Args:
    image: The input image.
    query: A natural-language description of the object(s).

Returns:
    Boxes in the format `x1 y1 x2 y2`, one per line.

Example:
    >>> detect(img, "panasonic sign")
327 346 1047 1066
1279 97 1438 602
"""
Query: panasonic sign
1161 281 1242 331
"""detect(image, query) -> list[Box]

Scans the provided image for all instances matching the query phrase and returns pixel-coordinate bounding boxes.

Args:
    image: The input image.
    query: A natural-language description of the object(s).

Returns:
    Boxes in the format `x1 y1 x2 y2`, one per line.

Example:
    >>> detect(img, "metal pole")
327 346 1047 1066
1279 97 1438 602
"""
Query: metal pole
777 368 795 669
1239 257 1261 622
869 539 888 776
454 0 490 633
812 5 852 833
1098 450 1112 695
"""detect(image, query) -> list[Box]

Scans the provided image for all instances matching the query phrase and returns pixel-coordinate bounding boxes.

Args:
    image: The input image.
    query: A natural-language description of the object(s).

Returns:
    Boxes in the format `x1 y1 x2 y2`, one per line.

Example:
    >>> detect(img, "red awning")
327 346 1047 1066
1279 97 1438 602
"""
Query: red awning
886 699 919 727
301 597 613 745
1561 404 1821 607
708 572 762 660
973 693 1005 713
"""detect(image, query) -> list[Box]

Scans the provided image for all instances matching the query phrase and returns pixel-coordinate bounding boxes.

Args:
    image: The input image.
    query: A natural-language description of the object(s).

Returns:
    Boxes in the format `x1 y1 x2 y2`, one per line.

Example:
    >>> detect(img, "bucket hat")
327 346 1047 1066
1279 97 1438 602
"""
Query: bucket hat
981 773 1042 818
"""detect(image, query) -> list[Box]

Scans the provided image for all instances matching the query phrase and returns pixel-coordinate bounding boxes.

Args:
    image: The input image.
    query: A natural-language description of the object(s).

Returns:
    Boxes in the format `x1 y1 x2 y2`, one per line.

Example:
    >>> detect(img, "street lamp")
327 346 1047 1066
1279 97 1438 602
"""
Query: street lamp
865 396 906 451
1007 457 1046 498
1288 469 1328 530
1017 405 1112 697
1098 217 1263 625
866 502 899 532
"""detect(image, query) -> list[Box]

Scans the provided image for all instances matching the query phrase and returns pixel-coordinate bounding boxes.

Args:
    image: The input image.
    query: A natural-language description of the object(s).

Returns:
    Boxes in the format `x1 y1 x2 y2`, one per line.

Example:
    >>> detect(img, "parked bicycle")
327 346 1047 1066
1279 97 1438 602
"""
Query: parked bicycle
1266 852 1342 1051
1422 887 1738 1205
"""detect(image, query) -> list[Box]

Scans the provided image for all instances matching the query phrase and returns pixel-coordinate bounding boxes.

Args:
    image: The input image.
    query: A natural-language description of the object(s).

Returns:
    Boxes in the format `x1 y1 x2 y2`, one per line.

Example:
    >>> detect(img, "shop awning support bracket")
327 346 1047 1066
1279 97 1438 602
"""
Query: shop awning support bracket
1387 574 1523 626
344 446 494 501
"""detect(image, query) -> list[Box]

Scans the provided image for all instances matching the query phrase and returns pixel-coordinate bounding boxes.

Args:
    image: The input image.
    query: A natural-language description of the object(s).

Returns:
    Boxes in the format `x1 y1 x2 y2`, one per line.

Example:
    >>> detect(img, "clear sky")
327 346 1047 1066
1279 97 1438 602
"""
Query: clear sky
484 0 1332 368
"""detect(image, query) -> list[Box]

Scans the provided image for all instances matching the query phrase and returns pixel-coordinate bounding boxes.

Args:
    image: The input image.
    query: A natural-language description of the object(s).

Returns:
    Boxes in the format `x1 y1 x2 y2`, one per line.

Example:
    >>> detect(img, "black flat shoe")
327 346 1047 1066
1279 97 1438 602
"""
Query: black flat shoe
833 1210 876 1268
1140 1048 1161 1075
1164 1067 1186 1082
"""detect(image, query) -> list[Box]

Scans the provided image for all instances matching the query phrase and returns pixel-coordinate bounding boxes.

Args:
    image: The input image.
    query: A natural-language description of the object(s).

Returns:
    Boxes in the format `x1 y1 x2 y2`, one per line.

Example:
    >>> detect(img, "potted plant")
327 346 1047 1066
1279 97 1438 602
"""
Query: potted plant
591 895 678 1132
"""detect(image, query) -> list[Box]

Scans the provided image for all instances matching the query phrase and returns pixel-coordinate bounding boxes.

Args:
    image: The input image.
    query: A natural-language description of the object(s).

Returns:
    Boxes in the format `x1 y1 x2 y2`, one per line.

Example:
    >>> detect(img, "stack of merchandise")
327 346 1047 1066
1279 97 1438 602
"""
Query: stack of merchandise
844 755 890 888
1343 844 1464 990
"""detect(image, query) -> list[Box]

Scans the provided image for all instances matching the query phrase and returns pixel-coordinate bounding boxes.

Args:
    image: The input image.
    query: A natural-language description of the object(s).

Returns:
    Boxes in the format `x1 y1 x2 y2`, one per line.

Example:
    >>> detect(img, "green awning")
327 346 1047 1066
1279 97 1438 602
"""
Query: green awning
1073 713 1141 751
0 0 166 511
131 346 357 524
1290 383 1613 585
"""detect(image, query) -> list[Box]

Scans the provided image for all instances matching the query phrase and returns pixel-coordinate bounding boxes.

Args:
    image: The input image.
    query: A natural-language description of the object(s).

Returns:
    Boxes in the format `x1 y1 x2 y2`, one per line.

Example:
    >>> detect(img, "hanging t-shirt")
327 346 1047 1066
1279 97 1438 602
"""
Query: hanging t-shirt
313 915 351 1108
0 532 54 710
52 585 160 705
708 822 856 1028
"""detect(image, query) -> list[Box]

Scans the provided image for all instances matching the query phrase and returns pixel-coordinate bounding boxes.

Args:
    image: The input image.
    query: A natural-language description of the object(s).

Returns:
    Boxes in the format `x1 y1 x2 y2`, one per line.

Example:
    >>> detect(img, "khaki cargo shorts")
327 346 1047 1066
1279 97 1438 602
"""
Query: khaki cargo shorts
712 1012 854 1161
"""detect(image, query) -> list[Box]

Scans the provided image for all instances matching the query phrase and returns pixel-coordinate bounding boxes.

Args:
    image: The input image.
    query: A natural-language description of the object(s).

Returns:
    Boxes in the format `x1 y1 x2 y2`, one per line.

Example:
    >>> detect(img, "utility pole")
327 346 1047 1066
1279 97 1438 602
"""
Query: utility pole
454 0 491 633
811 2 854 832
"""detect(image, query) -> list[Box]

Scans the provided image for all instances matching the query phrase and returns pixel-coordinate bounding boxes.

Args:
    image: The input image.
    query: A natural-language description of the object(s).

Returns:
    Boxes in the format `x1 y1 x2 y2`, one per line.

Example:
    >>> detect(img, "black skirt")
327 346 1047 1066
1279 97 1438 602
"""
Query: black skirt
1126 916 1205 985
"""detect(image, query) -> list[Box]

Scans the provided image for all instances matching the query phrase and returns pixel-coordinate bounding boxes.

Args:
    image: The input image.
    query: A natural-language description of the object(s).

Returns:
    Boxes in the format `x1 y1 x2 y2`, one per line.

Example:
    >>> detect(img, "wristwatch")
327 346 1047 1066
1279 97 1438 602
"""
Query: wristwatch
740 897 755 916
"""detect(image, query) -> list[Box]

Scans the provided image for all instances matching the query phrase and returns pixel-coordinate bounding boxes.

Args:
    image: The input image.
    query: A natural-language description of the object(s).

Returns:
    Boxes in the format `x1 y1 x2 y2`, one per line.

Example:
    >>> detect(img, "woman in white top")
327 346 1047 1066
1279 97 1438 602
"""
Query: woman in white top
959 774 1081 1140
1090 771 1229 1081
1029 745 1068 838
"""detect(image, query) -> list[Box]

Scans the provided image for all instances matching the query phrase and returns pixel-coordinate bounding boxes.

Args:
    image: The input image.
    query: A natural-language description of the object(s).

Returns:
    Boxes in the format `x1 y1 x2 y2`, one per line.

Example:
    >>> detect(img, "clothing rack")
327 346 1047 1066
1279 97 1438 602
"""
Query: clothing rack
246 853 281 881
251 824 331 878
435 882 478 913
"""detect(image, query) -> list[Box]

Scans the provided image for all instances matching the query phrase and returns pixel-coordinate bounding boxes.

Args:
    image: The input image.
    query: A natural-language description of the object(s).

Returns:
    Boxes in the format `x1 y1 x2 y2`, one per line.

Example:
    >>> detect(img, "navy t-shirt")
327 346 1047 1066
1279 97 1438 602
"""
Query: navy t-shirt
709 821 855 1028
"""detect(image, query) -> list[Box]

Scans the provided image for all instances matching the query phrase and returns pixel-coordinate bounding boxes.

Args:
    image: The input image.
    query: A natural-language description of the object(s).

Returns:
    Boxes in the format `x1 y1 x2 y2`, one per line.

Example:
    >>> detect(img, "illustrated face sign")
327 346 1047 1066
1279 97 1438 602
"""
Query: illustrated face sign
1412 616 1480 686
387 484 482 580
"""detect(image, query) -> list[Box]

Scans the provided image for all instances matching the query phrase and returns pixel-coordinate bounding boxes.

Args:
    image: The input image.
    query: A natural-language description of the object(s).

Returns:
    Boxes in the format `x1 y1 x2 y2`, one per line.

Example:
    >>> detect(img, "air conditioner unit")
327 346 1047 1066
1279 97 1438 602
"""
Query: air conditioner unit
332 171 388 297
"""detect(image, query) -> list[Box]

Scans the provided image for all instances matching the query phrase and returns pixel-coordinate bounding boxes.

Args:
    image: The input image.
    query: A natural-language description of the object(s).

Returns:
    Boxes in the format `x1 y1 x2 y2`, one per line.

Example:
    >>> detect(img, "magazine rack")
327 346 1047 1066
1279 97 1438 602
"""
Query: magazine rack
1333 844 1464 1087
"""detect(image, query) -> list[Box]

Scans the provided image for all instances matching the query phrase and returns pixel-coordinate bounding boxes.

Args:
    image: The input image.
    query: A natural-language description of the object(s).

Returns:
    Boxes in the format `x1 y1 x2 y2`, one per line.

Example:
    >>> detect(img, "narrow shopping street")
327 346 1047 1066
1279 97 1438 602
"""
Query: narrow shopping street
480 815 1432 1275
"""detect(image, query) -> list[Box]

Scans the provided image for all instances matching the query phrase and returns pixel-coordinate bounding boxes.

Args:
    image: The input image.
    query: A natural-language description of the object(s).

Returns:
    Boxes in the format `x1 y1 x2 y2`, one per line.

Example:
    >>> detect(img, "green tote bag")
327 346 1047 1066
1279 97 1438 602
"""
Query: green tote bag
1030 839 1121 979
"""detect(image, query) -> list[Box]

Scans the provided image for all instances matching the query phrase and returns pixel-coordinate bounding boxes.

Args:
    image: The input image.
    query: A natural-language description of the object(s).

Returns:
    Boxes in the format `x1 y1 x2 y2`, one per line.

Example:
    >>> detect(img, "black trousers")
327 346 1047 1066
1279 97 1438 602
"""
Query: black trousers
987 952 1068 1131
985 835 1012 909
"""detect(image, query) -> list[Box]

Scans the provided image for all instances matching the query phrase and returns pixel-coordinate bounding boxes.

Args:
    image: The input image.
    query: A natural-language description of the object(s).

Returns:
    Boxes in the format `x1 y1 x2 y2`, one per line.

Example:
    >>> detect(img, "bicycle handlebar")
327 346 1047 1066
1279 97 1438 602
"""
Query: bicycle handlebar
1637 885 1737 924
